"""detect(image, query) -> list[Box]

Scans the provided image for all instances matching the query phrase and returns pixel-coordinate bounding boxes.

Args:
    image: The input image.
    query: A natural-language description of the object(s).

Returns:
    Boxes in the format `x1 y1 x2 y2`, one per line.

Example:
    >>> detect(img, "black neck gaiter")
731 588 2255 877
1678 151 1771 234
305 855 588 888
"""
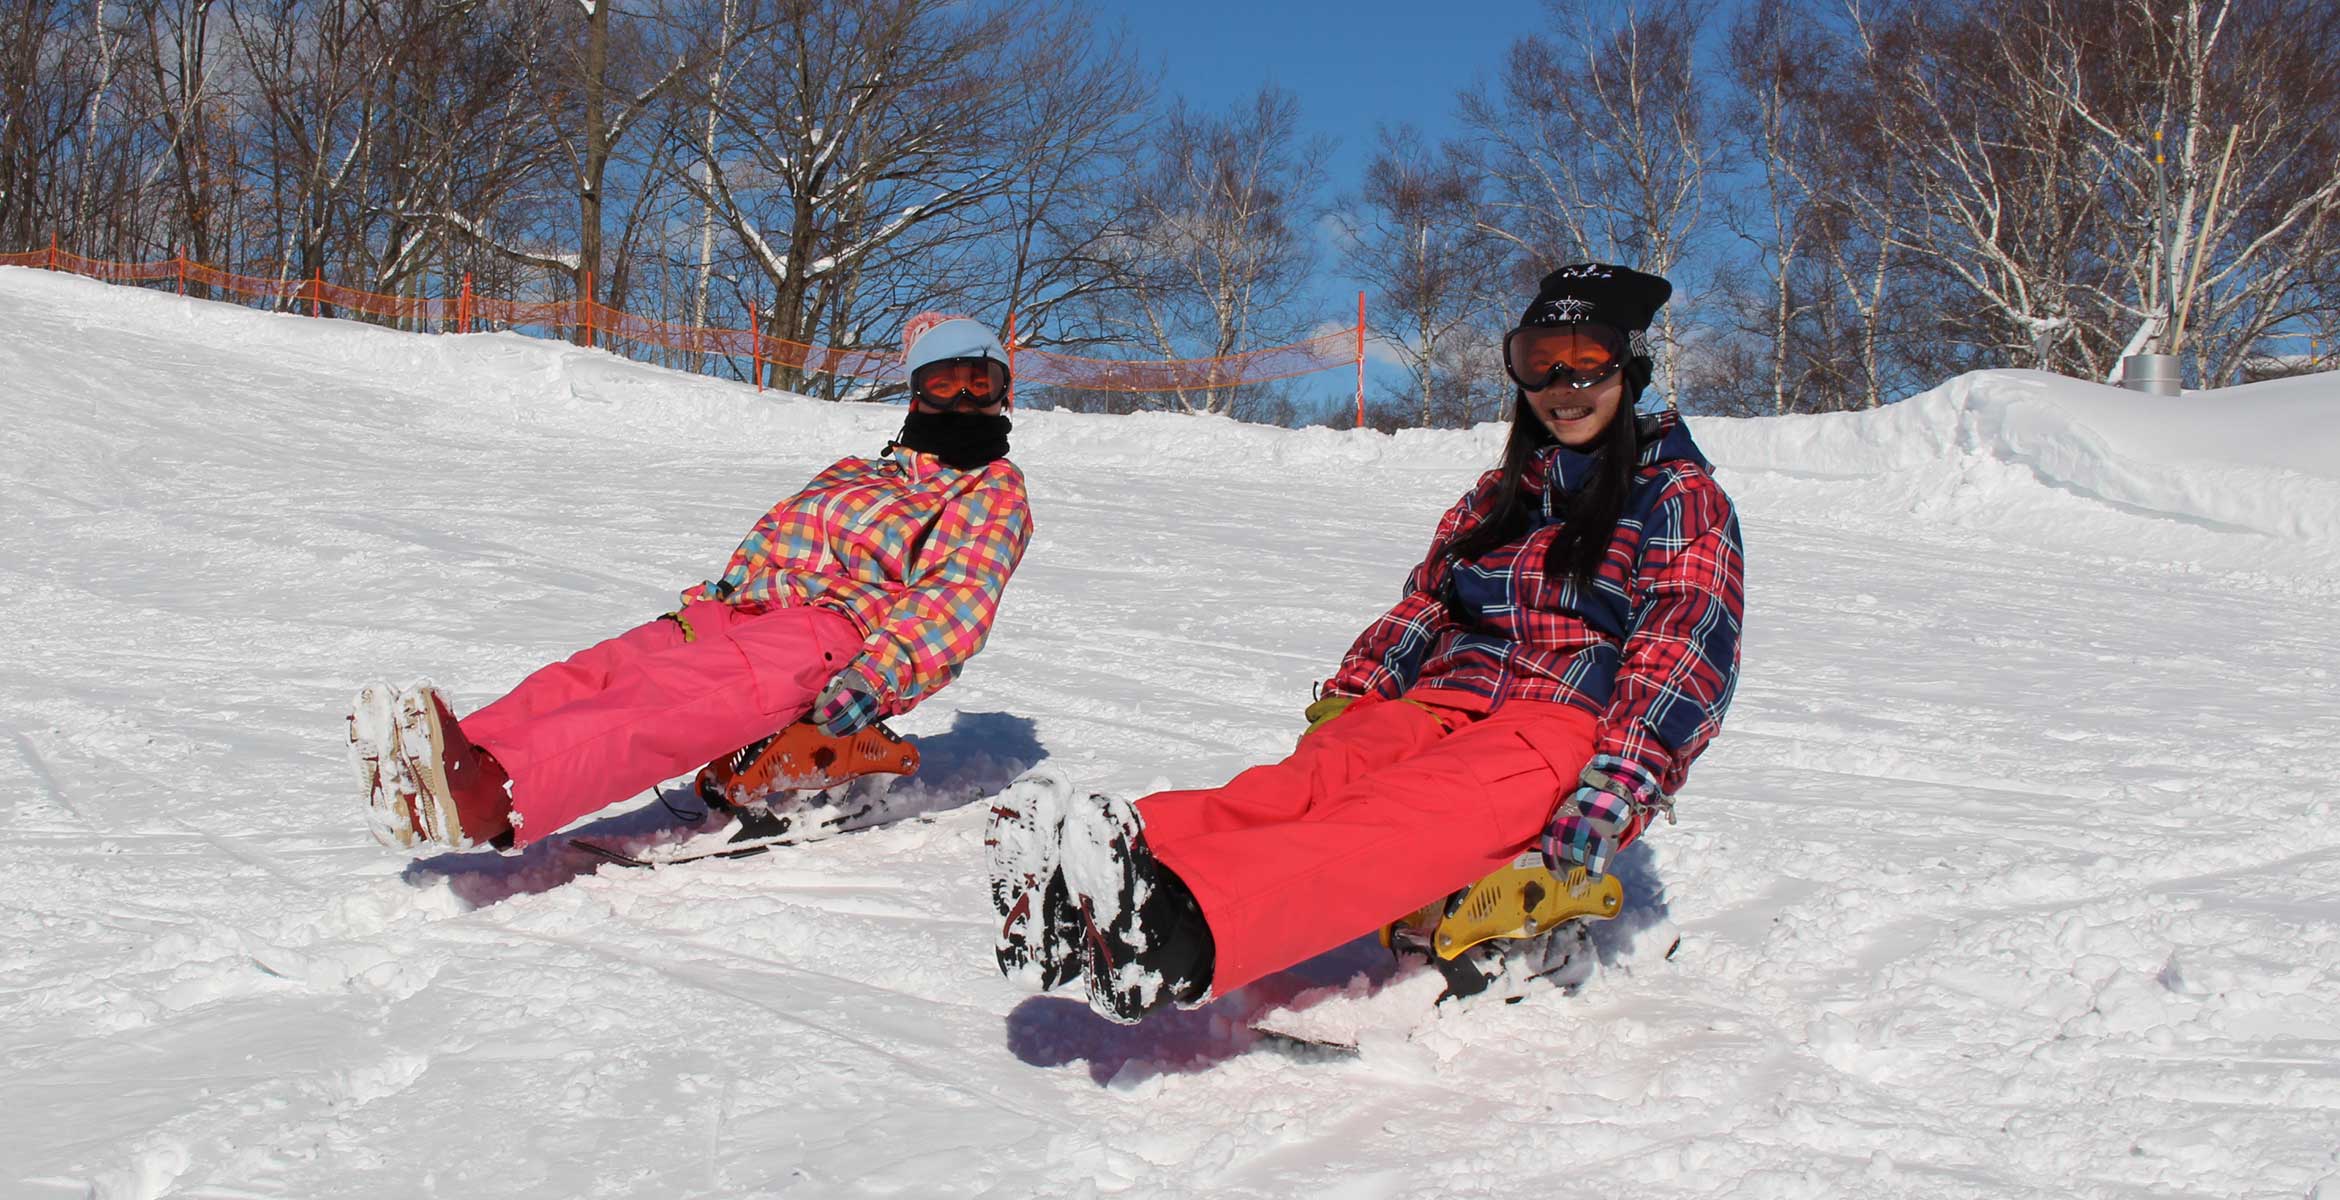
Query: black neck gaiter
895 409 1012 470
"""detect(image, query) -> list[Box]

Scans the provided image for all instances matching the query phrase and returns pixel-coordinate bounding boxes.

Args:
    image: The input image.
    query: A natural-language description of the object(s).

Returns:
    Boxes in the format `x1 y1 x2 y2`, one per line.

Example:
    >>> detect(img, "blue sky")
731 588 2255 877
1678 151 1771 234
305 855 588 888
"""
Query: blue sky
1090 0 1552 416
1093 0 1546 186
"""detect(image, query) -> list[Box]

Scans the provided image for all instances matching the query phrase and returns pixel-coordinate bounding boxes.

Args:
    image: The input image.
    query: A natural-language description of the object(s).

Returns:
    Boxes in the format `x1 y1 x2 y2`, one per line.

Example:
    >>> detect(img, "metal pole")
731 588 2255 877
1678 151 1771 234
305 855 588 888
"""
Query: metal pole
1006 310 1018 409
750 298 763 392
1355 291 1367 428
2152 129 2169 349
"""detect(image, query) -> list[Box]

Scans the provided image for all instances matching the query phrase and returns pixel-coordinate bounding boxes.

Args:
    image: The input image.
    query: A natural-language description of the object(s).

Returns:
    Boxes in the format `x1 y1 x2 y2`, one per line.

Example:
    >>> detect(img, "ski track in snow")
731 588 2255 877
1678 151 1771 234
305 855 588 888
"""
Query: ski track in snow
2 268 2338 1198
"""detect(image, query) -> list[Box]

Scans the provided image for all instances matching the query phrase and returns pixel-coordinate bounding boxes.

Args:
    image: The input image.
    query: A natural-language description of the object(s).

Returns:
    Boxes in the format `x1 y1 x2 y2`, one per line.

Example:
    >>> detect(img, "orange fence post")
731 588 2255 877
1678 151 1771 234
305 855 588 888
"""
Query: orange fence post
175 248 186 296
47 232 58 271
582 270 595 348
460 273 473 334
750 299 763 392
1354 291 1367 428
310 267 323 317
1006 310 1018 407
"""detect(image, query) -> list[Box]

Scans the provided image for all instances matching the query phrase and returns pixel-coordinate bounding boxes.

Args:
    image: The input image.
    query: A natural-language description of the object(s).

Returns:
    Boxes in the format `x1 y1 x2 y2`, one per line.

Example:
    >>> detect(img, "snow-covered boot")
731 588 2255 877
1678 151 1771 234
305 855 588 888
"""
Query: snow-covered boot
986 769 1083 990
1058 792 1214 1024
349 681 414 848
391 683 513 851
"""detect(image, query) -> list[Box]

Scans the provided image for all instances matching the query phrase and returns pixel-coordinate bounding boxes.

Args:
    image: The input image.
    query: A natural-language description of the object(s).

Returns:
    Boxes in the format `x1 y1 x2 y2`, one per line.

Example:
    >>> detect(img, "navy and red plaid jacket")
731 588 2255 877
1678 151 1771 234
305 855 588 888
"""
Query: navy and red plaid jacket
1327 411 1743 795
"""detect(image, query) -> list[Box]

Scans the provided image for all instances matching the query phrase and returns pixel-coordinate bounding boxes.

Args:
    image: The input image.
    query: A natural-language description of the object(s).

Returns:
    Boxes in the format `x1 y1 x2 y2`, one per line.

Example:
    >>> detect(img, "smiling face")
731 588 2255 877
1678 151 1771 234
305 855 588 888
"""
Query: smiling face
1524 371 1626 448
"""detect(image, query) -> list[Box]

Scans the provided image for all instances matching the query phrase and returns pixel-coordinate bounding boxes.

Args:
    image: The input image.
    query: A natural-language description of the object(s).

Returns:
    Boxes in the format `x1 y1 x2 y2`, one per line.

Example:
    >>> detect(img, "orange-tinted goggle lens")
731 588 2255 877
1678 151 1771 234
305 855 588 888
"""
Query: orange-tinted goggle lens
1504 325 1627 390
911 358 1009 408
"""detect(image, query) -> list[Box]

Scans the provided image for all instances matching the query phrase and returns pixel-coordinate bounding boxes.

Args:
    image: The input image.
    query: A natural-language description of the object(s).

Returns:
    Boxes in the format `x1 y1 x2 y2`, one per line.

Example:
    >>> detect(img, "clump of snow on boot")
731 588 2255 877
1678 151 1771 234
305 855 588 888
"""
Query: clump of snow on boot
986 767 1076 989
347 681 412 848
1055 790 1163 1019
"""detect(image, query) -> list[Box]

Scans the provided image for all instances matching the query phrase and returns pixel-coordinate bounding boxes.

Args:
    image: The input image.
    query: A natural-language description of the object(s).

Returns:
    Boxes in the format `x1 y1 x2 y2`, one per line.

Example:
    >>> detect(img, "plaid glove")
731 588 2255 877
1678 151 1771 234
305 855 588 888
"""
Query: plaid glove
808 671 882 737
1542 754 1672 878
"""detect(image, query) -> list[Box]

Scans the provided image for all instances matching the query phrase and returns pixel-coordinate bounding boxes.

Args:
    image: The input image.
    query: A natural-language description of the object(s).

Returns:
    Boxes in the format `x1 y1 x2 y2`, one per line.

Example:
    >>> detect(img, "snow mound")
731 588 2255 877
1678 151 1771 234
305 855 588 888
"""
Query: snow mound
1699 369 2340 567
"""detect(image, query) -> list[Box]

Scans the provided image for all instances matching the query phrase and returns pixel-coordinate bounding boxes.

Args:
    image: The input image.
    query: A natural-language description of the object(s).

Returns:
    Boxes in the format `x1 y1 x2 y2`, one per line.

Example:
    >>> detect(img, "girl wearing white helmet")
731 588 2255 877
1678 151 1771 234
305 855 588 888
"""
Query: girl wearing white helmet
349 313 1033 854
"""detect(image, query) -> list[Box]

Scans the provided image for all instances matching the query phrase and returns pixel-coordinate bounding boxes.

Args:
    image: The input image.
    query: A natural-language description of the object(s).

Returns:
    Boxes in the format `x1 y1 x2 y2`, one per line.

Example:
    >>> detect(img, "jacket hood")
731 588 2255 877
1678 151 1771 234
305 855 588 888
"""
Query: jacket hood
1636 408 1711 473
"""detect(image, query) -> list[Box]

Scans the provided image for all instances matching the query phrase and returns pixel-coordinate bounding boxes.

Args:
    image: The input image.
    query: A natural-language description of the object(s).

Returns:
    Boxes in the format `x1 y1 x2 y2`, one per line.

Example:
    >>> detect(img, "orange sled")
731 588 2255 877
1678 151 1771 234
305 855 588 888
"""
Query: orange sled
693 721 920 810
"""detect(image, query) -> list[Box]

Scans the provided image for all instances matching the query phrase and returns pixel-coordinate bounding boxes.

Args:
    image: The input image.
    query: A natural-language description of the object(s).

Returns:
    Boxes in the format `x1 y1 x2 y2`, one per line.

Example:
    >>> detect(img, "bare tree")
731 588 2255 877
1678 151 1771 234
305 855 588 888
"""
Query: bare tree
682 0 741 365
672 0 1146 394
1832 0 2340 384
1096 85 1331 416
0 0 84 247
542 0 706 338
367 0 564 298
1337 125 1508 427
1720 0 1818 414
229 0 390 295
979 17 1153 354
130 0 236 267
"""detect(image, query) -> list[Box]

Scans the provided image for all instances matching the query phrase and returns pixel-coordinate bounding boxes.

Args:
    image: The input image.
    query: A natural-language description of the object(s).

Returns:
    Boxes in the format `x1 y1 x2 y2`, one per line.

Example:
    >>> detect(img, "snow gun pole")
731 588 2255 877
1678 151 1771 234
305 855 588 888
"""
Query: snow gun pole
1355 291 1367 428
2153 129 2170 345
750 298 763 393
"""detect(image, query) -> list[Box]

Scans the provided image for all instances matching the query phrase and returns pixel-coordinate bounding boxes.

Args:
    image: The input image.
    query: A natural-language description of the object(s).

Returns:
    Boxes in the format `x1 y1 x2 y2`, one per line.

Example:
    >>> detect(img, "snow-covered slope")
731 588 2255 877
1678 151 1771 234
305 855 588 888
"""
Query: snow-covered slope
3 267 2337 1199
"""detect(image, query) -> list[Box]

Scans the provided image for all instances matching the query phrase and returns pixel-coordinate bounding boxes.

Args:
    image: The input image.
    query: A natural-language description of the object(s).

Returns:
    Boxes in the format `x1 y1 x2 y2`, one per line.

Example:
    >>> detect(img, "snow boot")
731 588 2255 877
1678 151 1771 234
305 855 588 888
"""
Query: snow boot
391 683 514 851
349 681 415 848
1058 791 1215 1024
986 769 1083 991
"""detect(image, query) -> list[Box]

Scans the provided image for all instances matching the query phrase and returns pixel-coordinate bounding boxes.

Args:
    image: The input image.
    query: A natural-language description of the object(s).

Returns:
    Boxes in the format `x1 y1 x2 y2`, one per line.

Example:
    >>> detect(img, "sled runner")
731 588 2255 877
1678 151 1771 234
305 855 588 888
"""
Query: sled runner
573 721 922 867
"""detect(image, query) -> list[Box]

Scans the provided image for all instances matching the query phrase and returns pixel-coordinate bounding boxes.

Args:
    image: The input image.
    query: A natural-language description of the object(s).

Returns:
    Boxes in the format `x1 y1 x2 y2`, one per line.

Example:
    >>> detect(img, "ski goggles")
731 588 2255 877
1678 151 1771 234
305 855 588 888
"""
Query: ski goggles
1502 323 1629 391
909 356 1010 410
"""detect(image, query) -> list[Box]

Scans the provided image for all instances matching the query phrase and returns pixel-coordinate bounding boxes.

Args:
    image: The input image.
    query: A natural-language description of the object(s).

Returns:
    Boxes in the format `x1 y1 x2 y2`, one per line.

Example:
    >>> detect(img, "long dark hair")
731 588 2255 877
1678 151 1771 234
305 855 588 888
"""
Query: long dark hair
1445 386 1641 590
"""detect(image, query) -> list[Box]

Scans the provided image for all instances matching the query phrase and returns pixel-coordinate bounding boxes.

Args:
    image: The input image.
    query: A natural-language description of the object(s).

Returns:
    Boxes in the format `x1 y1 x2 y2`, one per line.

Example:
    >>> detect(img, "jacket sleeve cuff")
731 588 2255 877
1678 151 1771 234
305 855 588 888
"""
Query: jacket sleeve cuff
1585 754 1663 811
1542 755 1670 878
838 655 900 714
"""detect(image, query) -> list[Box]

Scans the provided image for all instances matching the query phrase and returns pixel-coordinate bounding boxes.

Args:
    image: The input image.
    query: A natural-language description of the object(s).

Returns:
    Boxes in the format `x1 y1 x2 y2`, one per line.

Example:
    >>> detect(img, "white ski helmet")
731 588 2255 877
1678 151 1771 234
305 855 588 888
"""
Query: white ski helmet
902 313 1010 377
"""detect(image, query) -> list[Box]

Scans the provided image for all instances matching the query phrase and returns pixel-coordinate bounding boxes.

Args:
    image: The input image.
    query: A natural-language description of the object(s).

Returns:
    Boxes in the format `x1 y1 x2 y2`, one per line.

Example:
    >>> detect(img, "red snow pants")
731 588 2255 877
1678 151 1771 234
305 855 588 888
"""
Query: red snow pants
1137 695 1598 994
460 600 862 846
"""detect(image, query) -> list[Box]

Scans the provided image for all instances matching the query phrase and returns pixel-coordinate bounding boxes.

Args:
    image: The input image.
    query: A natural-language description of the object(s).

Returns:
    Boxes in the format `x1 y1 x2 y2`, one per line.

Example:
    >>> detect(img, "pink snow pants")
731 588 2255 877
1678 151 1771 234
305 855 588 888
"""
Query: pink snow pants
460 601 863 846
1137 696 1598 994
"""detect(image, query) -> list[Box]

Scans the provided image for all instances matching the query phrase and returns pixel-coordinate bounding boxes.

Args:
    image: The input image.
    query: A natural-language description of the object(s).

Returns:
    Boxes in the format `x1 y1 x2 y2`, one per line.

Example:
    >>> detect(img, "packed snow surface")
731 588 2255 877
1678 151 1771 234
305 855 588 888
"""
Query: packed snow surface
3 267 2337 1198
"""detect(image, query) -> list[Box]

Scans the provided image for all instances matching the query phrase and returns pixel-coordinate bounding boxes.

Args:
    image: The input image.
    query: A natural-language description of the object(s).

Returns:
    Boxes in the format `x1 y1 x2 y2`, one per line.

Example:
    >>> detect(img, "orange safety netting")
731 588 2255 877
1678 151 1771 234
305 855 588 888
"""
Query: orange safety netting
1015 328 1361 391
4 246 1365 395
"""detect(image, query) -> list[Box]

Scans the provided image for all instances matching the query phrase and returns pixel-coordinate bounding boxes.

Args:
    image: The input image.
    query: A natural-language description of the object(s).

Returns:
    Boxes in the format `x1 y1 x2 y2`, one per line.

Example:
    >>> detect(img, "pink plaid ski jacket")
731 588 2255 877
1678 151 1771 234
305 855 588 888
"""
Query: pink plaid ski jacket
681 445 1032 716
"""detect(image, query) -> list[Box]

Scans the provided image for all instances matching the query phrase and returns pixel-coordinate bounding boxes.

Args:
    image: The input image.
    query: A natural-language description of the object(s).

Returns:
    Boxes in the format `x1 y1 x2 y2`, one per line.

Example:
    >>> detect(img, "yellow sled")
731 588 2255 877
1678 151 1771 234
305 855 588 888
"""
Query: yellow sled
1379 854 1625 1001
